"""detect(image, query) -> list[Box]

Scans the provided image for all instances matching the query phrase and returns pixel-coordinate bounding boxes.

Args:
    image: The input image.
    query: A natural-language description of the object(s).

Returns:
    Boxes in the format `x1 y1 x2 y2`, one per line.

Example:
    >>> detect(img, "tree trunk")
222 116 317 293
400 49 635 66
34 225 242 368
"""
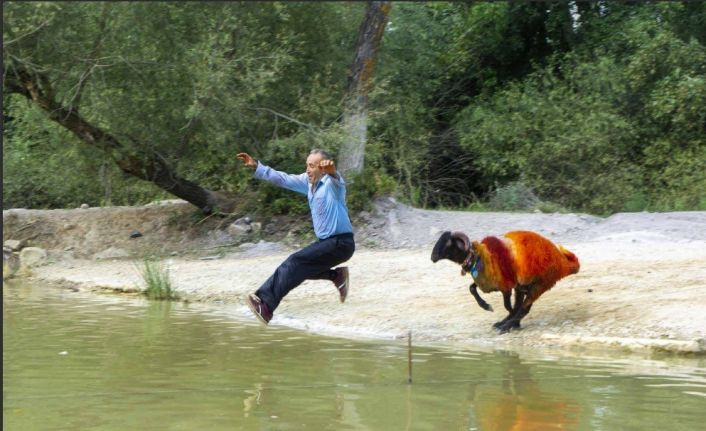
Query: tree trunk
338 1 391 178
4 67 232 214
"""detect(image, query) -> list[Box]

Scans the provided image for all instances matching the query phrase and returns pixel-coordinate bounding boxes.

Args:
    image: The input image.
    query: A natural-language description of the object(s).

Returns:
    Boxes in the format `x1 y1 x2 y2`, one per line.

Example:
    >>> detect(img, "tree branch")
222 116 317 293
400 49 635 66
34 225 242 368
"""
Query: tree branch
3 20 51 47
245 106 319 132
3 63 229 213
65 4 110 111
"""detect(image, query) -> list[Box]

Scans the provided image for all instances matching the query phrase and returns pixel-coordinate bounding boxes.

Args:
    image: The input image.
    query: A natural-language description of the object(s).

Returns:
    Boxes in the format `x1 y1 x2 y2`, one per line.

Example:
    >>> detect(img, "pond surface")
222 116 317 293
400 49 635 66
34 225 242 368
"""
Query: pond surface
4 281 706 430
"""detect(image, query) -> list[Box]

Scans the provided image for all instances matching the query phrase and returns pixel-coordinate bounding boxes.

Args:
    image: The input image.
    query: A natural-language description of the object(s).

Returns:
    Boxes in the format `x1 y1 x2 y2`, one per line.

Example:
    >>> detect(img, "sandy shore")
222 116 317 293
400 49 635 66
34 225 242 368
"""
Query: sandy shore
6 200 706 355
29 235 706 356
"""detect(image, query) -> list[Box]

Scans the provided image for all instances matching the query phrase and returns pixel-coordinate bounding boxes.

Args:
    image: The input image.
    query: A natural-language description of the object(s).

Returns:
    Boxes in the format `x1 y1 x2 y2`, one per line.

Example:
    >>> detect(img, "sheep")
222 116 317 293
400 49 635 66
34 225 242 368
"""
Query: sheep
431 230 580 333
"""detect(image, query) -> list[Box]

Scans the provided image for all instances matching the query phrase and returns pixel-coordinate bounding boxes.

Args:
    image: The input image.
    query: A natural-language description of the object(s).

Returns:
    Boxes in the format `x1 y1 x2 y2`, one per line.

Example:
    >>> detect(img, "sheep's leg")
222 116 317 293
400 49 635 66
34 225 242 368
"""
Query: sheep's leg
469 283 493 312
498 302 534 333
513 289 542 326
497 290 537 334
502 290 513 313
491 290 514 328
494 289 524 329
496 313 522 333
516 304 533 321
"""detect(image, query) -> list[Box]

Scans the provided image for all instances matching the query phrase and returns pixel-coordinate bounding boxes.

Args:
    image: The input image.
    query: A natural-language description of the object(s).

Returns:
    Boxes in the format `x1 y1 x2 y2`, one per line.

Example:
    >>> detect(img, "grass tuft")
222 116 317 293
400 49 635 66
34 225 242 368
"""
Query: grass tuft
138 256 179 300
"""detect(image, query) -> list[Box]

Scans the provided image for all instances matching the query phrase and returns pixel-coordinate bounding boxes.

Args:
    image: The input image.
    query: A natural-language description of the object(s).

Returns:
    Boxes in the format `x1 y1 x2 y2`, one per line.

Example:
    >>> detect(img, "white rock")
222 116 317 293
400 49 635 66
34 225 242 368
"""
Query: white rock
3 251 20 279
94 247 129 260
19 247 48 267
227 222 251 238
4 239 23 251
234 216 252 226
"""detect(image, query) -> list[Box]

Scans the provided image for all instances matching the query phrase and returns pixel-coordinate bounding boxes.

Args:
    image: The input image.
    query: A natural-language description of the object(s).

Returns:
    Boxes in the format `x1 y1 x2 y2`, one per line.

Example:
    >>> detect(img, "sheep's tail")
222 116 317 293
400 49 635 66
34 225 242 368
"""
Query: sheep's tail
559 245 580 275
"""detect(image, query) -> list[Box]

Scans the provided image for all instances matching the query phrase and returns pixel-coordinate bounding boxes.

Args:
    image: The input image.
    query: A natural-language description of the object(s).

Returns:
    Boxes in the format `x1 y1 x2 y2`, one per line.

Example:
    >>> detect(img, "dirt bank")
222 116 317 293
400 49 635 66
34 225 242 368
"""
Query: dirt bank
5 199 706 355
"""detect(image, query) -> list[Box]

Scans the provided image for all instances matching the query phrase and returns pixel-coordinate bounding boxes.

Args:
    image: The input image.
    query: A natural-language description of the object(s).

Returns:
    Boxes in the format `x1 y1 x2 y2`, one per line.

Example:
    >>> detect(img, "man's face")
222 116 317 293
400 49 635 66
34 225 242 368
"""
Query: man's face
306 153 324 185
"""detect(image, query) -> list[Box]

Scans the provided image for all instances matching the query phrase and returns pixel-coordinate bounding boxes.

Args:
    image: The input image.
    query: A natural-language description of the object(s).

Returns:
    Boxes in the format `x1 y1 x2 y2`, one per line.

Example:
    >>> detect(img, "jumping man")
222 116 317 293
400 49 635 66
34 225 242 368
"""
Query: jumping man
236 150 355 325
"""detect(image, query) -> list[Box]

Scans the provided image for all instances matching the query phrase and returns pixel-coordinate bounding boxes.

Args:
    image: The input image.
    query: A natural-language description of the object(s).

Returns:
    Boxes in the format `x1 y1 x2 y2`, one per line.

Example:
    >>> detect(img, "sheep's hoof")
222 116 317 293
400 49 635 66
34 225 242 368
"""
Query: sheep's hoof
493 320 513 329
494 321 521 334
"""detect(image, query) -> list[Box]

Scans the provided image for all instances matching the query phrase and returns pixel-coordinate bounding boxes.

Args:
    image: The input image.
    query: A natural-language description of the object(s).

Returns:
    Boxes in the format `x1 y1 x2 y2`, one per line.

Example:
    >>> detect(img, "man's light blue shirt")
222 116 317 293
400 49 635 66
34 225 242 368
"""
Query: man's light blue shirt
253 161 354 240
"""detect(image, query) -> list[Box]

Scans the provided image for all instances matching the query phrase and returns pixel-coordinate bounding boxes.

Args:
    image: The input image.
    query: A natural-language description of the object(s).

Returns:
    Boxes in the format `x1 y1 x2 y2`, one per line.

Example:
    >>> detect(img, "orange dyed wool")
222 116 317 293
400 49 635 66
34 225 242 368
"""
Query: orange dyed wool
475 231 579 292
479 235 517 289
505 231 576 287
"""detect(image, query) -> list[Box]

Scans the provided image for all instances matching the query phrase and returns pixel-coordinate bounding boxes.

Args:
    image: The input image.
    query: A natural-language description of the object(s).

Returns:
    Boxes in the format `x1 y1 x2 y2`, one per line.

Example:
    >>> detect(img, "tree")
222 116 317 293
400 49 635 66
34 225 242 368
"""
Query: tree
338 1 391 177
2 2 297 212
4 63 231 212
3 2 366 211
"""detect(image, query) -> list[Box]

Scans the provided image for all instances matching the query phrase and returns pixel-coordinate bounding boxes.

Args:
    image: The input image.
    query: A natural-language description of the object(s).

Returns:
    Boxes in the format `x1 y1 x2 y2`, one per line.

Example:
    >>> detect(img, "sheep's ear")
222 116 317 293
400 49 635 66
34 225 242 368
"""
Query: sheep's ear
450 232 471 252
438 231 452 247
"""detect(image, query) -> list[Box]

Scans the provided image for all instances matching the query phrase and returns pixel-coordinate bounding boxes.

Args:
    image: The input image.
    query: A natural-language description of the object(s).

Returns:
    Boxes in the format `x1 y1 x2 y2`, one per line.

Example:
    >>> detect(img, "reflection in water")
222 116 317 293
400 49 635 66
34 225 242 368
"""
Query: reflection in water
3 281 706 430
242 383 262 418
472 353 581 430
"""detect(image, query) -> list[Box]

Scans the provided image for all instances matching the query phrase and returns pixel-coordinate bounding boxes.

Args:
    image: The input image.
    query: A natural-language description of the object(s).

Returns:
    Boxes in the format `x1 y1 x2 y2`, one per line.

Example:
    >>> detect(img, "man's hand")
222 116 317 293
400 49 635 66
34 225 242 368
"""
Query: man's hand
319 159 337 176
236 152 257 169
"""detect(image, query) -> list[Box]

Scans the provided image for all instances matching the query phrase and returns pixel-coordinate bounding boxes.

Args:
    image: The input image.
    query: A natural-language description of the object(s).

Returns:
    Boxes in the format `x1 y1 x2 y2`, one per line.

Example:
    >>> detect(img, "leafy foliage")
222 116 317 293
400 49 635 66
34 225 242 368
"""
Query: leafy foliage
3 2 705 214
3 96 166 208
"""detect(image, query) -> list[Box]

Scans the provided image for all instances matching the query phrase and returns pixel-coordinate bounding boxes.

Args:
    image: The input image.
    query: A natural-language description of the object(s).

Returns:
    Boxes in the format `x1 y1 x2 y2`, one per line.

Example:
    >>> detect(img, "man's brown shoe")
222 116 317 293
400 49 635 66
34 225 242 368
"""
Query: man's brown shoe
333 267 349 303
246 293 272 325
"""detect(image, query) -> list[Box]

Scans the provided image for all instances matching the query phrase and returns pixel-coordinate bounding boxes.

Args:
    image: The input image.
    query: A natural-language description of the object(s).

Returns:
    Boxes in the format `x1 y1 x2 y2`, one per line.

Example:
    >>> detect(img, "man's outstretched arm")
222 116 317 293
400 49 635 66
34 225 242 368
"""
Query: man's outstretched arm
236 152 308 195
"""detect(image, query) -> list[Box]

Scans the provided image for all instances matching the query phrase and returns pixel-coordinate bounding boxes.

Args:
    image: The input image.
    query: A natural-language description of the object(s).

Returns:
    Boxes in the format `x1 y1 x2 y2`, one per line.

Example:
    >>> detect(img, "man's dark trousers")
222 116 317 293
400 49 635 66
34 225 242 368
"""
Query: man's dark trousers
256 233 355 311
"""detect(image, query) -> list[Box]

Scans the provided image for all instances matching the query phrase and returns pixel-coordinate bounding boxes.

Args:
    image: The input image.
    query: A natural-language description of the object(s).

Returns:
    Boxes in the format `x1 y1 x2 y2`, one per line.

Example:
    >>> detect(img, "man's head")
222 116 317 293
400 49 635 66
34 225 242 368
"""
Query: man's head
306 149 333 185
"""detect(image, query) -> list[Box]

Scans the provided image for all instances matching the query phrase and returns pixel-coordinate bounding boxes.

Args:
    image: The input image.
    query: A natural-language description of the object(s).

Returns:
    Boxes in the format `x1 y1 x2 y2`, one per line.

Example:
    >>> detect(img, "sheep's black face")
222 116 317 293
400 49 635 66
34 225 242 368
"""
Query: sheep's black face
431 231 452 262
431 231 469 264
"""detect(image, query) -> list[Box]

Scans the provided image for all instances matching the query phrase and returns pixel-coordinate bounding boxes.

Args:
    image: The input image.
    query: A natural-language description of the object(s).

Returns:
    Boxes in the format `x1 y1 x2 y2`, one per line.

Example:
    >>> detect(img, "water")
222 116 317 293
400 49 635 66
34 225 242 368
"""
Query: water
4 281 705 430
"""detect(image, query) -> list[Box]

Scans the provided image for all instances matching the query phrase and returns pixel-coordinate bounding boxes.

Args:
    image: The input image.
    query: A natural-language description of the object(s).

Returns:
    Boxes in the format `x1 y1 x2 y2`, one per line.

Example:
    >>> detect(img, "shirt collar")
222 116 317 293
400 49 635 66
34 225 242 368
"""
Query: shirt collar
311 174 331 192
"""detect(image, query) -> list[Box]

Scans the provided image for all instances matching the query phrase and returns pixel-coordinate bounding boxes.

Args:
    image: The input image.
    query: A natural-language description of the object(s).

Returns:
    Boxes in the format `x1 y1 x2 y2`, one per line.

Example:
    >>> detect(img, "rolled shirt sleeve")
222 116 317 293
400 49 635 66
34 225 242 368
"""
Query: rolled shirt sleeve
253 161 308 195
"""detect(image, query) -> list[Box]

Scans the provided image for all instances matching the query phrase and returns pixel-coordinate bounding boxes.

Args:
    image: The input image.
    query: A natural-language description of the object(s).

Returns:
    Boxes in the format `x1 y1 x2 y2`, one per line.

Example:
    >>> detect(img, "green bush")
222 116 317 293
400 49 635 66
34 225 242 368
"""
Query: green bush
346 168 397 212
453 54 644 215
487 181 540 211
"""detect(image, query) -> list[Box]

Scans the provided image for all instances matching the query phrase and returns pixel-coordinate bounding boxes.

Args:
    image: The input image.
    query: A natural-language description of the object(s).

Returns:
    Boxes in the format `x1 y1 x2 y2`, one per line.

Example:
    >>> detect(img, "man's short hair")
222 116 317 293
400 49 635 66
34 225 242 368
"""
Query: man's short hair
310 149 333 161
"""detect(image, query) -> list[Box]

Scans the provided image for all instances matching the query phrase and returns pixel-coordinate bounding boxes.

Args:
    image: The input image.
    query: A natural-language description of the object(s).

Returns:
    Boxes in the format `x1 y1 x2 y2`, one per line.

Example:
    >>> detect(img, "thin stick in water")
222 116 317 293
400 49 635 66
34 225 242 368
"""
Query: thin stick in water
407 330 412 384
